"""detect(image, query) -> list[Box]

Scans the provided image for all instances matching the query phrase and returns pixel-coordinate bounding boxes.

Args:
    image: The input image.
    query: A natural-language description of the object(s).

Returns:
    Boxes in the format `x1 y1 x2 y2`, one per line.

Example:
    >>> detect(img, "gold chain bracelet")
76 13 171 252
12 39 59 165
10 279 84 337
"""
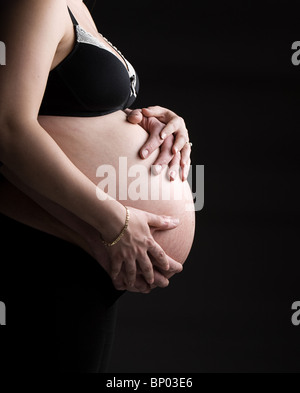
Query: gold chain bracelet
100 206 130 247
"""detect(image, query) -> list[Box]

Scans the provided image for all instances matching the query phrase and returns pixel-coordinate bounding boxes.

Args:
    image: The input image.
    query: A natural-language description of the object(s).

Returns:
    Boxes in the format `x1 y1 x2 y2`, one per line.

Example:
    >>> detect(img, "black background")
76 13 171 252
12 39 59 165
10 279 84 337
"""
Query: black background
1 0 299 373
92 0 300 373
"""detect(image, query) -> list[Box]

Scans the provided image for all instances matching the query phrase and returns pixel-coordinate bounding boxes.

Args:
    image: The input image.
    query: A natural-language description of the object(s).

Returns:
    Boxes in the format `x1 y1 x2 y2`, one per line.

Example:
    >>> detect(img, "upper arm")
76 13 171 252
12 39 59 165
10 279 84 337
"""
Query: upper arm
0 0 67 123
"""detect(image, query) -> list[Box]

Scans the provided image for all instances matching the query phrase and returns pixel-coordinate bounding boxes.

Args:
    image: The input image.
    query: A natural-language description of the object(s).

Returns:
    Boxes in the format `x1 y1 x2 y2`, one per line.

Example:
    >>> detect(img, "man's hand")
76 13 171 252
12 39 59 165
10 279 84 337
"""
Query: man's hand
126 107 192 182
112 257 184 294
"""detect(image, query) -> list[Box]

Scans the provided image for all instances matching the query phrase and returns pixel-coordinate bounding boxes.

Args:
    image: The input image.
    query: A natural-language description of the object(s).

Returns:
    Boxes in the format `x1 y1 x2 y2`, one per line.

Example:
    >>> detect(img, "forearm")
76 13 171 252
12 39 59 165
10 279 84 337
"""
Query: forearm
0 174 91 254
0 164 112 272
0 119 125 237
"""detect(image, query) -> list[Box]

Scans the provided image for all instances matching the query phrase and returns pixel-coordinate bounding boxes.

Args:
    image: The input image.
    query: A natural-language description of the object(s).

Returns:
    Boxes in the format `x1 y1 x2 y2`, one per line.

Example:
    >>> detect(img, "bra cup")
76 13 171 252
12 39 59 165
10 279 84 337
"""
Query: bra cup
40 8 139 117
40 44 139 117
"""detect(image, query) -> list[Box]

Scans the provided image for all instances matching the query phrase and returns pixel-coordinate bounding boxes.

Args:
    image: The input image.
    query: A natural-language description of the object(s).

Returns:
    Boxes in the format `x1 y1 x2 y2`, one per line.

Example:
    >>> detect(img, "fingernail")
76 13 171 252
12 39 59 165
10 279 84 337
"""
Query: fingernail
174 147 179 154
169 171 176 181
161 132 166 140
142 149 149 158
153 165 162 175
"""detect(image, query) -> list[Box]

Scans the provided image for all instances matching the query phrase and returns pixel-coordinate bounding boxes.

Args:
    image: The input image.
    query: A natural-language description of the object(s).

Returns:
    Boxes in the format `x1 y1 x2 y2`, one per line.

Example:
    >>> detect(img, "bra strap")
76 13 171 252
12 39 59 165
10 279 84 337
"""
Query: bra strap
67 7 79 26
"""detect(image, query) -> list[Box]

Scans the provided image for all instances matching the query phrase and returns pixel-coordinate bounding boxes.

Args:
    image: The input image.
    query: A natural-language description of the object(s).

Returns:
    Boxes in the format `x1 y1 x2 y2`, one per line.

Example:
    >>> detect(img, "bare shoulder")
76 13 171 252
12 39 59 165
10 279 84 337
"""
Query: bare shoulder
0 0 71 121
0 0 69 37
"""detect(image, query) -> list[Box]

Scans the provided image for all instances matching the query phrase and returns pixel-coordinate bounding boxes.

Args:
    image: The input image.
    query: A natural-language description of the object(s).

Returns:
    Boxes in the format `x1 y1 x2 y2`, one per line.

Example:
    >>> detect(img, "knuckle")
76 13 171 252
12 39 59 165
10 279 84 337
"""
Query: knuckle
143 265 152 274
159 157 169 166
127 268 136 276
175 151 181 161
179 135 187 143
170 122 177 133
137 285 148 293
178 116 185 127
147 140 159 152
166 134 175 143
158 250 166 260
111 270 120 278
146 142 154 151
145 236 155 248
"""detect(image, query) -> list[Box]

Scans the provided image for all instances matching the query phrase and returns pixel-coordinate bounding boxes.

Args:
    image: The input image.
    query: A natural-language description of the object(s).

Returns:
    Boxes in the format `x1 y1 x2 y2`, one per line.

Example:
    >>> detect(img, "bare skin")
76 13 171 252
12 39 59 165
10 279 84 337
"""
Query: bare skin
0 168 183 293
0 0 195 292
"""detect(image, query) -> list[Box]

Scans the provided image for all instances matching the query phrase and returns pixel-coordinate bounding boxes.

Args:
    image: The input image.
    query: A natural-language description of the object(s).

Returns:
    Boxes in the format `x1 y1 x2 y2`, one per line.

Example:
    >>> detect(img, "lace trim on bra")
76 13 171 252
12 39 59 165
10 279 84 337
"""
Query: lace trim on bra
75 25 137 97
76 25 108 52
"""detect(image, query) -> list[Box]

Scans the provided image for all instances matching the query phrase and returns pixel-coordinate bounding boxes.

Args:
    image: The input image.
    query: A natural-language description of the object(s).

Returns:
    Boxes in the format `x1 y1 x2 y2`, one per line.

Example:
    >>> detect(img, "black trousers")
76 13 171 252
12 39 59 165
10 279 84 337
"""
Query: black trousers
55 253 124 373
0 213 124 373
56 287 120 373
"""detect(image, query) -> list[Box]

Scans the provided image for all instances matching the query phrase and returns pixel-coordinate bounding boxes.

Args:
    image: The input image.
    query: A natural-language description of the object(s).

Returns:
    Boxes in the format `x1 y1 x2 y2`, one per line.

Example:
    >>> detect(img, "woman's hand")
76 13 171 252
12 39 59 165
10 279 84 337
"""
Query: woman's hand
126 106 192 181
104 206 180 287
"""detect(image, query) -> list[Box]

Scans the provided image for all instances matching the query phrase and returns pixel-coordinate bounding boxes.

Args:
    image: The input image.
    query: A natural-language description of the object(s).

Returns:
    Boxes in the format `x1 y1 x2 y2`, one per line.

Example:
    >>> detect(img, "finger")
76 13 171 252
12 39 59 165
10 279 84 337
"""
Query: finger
139 117 165 159
159 119 178 140
166 258 183 279
156 256 184 280
180 143 192 181
149 253 182 275
181 142 192 167
151 253 183 274
148 242 170 271
152 135 174 169
113 278 127 291
162 118 187 142
112 268 127 290
146 212 180 230
110 258 124 280
153 269 170 288
124 259 137 287
138 253 155 285
142 106 176 123
173 132 189 155
126 109 143 124
168 152 181 182
134 275 153 293
182 158 191 182
113 272 151 293
168 256 184 274
142 108 189 149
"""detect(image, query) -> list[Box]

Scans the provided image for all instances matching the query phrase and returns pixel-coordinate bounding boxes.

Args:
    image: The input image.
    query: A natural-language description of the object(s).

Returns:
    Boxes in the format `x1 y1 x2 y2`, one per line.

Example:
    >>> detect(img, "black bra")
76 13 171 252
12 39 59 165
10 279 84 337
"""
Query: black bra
39 7 139 117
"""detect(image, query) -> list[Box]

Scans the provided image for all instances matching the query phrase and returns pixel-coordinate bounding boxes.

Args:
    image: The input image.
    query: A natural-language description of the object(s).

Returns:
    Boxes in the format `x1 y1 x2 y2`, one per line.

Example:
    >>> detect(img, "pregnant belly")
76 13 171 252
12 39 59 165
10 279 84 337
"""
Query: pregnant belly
38 111 195 264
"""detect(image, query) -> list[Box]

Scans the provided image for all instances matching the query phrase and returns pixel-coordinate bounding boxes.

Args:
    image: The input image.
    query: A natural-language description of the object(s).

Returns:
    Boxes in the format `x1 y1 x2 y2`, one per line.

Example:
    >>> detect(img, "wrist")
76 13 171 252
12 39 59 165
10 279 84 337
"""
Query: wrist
101 206 129 247
98 200 127 243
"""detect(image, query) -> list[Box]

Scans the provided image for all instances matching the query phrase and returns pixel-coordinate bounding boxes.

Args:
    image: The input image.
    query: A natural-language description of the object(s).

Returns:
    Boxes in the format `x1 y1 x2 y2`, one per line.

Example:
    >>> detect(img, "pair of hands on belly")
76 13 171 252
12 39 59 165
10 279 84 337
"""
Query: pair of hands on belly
125 106 192 182
103 107 191 294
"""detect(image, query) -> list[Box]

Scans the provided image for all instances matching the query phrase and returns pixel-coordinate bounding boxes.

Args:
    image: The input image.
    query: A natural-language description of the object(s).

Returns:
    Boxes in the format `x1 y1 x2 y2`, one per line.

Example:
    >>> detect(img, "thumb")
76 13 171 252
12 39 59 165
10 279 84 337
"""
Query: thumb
127 109 143 124
147 212 180 230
